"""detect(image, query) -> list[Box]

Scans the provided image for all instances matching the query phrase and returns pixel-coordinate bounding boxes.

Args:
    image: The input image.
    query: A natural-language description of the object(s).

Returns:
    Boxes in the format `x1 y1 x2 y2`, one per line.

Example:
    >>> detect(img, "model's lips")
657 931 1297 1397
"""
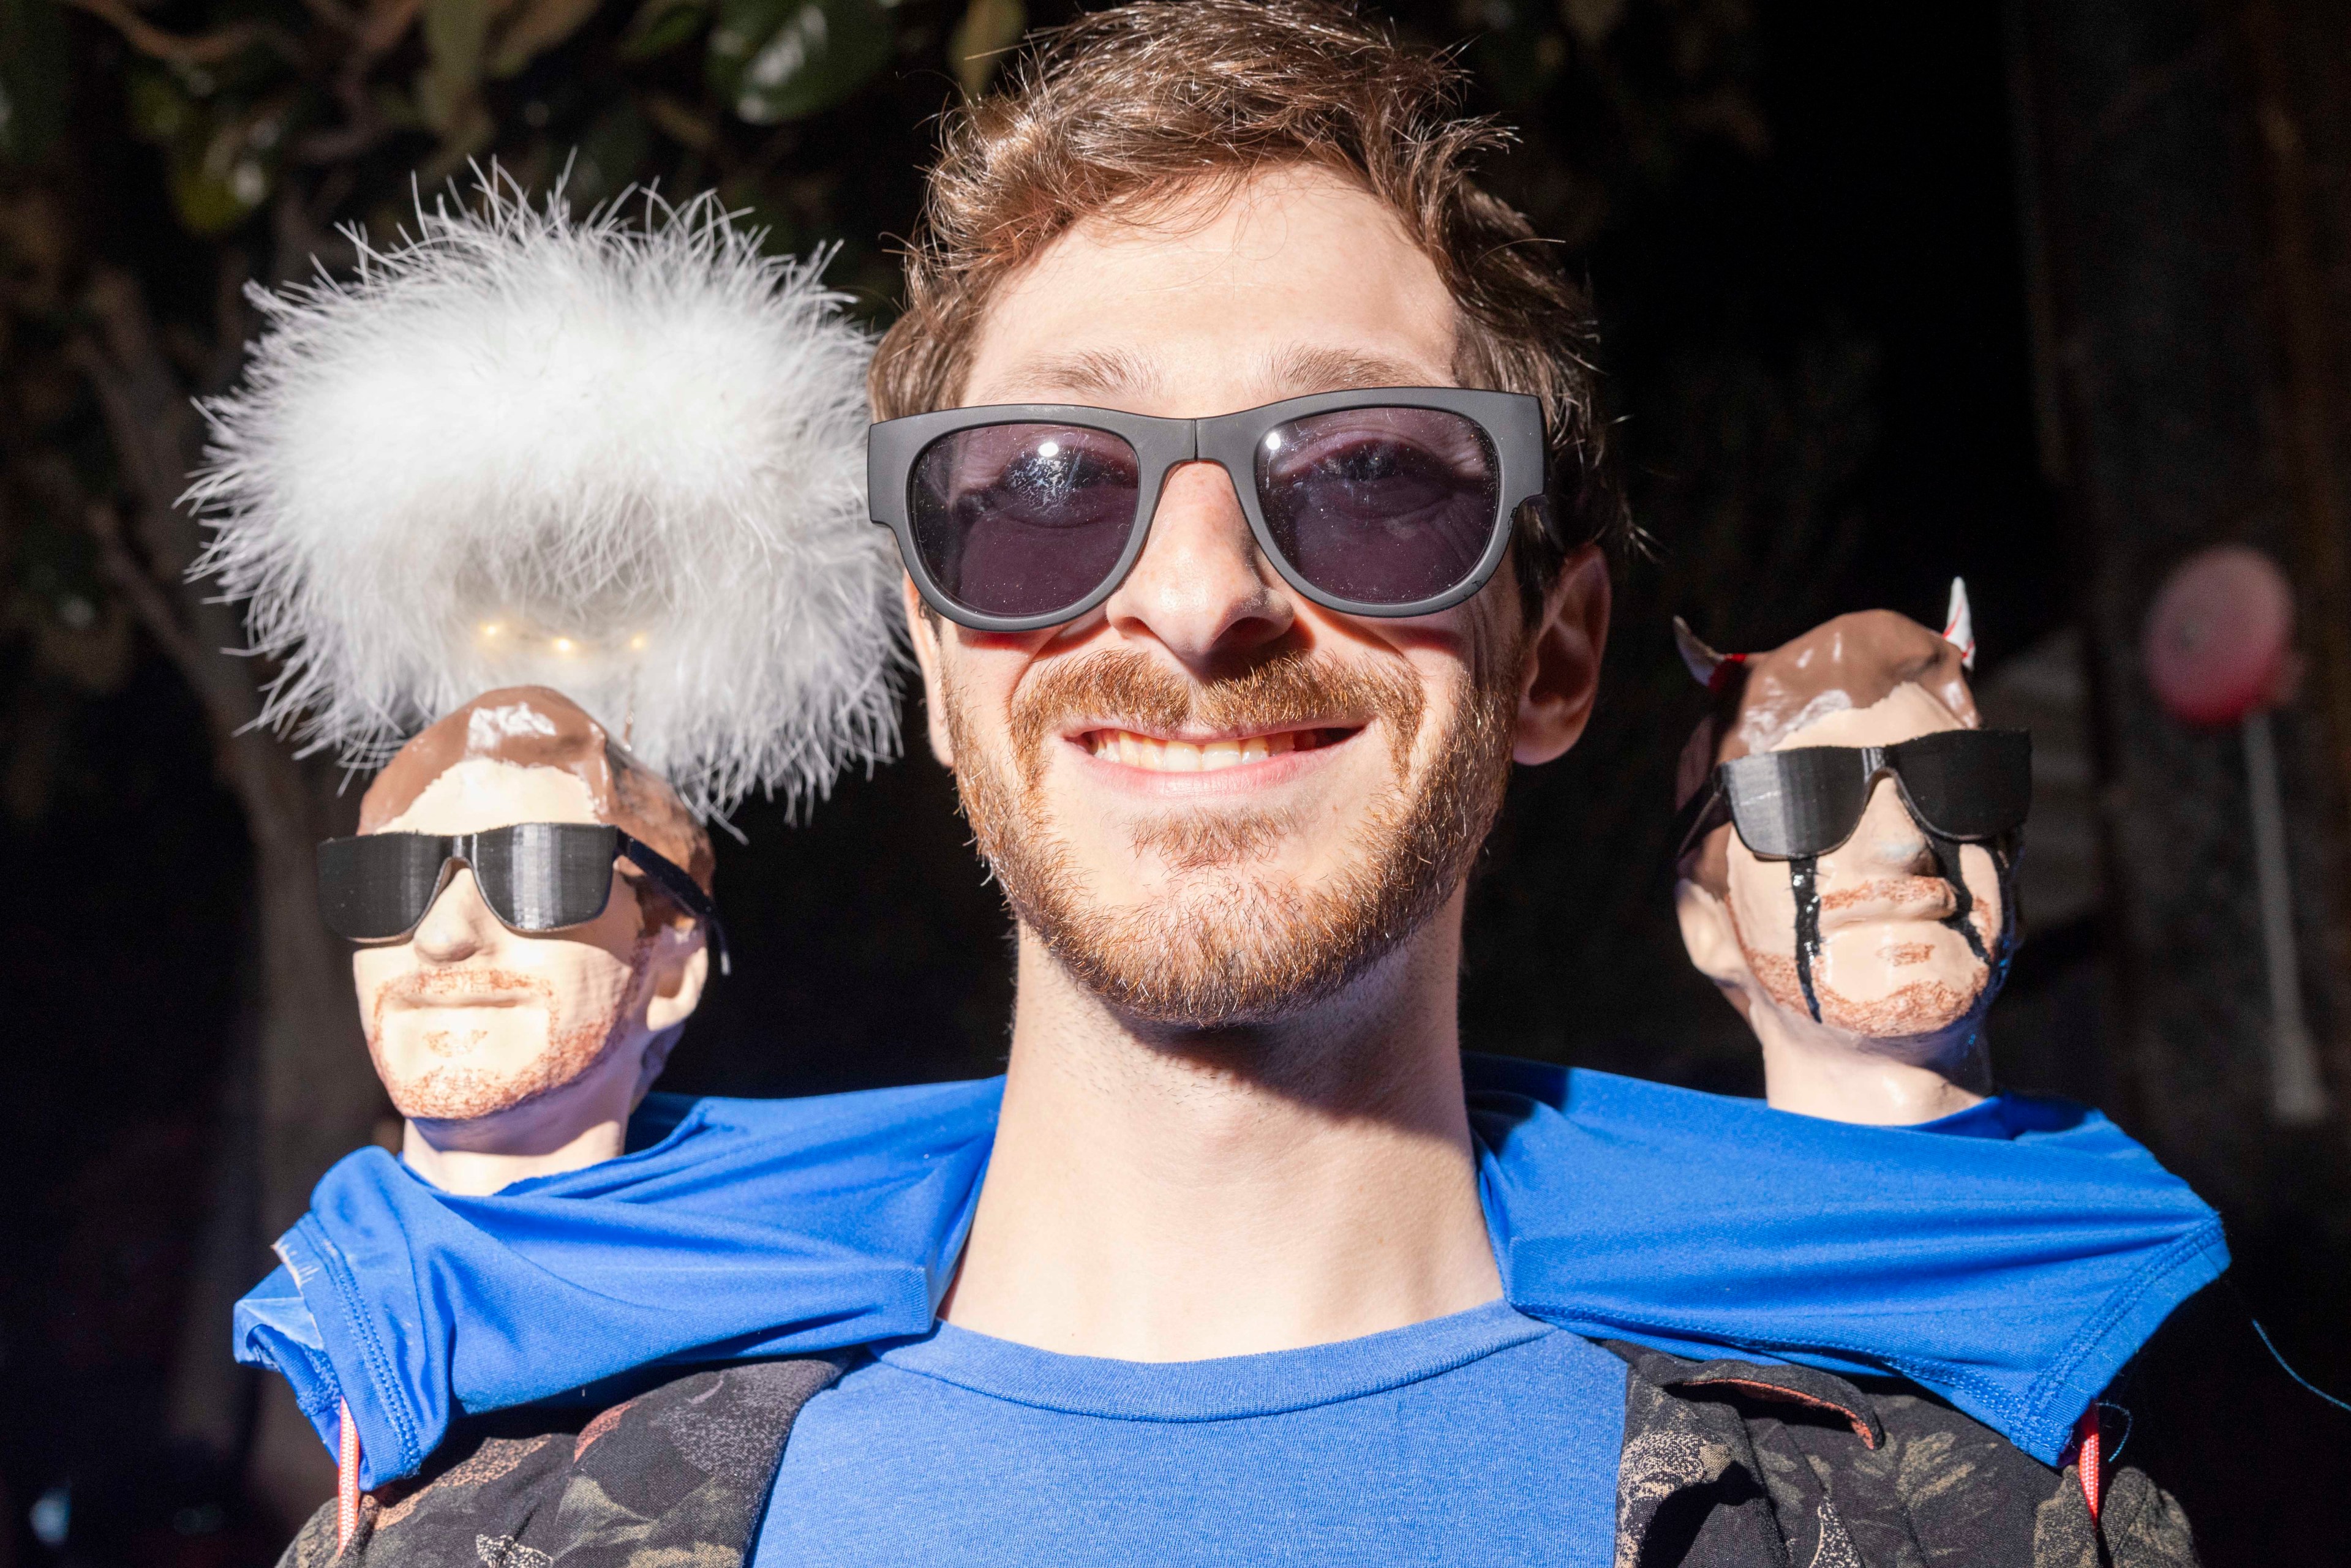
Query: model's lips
1077 726 1357 773
379 969 552 1008
1819 876 1958 928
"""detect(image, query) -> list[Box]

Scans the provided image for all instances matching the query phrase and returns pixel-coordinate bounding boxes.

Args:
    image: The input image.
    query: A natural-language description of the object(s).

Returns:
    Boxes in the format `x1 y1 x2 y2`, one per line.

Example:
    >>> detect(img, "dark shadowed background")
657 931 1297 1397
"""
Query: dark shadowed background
2 0 2348 1561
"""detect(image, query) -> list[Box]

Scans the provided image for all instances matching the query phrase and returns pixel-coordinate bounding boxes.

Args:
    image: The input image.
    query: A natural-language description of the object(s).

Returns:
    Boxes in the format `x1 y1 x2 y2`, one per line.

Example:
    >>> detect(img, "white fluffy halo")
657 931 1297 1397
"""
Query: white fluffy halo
187 171 903 819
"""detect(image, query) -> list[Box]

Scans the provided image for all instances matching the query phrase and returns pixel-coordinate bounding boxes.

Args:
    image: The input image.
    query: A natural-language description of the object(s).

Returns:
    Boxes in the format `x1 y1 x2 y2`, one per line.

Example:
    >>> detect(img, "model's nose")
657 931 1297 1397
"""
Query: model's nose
410 868 498 961
1841 776 1938 873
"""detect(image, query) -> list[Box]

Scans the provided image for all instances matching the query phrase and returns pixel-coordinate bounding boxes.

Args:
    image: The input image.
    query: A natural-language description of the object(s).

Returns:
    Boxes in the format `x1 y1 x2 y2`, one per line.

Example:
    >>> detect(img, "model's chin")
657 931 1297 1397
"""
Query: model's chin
374 1019 615 1121
1813 974 1990 1040
1745 938 1994 1041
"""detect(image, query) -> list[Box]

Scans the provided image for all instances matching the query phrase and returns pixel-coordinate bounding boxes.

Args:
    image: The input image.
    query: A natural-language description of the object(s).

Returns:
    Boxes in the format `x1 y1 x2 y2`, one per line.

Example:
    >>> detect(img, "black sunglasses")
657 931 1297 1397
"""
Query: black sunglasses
868 388 1548 631
317 823 729 974
1672 729 2033 864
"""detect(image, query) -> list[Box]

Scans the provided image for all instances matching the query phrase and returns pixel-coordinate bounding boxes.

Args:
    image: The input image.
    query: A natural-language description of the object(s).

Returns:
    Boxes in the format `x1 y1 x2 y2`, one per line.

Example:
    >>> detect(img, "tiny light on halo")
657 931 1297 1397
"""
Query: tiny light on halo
478 621 503 638
552 637 577 655
628 632 649 652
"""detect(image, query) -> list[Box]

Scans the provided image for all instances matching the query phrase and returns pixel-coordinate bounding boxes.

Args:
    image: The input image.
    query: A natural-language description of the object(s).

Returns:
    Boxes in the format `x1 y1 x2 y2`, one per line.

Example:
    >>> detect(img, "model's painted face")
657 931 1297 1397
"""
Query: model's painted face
1721 683 2006 1037
915 164 1526 1024
350 757 652 1121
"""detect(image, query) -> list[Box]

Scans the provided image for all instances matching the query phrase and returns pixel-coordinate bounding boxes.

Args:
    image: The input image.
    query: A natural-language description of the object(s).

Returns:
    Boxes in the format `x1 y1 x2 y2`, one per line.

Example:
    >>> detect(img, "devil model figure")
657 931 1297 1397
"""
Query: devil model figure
1672 583 2031 1125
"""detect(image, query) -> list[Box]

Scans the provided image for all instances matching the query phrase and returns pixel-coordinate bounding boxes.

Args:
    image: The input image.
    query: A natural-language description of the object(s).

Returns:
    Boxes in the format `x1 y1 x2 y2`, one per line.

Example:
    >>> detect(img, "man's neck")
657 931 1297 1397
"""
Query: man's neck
940 893 1502 1360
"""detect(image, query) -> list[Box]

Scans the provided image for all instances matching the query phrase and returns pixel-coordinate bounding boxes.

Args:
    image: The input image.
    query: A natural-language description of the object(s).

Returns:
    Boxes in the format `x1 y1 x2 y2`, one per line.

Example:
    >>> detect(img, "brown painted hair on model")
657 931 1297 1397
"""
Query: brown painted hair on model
1672 612 1979 896
870 0 1628 620
360 686 715 931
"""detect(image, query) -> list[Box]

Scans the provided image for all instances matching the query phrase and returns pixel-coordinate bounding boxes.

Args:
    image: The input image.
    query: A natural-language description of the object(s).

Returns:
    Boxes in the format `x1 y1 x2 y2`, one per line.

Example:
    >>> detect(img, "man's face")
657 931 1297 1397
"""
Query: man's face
1717 684 2007 1038
350 758 662 1122
912 164 1592 1027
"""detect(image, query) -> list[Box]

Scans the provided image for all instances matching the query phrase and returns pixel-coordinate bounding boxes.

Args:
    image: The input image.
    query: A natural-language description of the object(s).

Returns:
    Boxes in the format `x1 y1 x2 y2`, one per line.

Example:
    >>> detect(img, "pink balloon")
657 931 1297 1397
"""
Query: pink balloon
2143 545 2296 727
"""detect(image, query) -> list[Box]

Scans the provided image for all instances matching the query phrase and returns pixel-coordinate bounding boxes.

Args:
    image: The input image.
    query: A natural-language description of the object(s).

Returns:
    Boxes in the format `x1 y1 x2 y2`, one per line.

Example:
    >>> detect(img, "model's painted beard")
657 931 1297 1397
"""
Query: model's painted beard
1736 895 1995 1039
364 943 649 1120
947 645 1518 1027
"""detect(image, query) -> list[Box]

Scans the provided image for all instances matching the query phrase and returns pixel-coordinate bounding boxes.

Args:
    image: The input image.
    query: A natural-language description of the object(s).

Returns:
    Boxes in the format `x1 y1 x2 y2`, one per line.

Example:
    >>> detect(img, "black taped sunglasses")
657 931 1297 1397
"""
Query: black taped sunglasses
868 388 1548 631
1672 729 2032 863
317 824 729 973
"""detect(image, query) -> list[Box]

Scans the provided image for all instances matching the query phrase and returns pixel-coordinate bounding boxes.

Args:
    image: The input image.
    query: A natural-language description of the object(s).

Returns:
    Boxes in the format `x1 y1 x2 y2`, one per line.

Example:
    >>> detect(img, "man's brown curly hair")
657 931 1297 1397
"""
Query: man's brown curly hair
870 0 1628 619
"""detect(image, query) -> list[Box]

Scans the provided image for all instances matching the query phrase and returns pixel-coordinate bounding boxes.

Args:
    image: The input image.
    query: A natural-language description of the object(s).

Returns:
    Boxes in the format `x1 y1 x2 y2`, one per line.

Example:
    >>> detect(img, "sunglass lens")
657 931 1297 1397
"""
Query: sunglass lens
471 823 622 931
317 834 451 941
909 423 1143 620
1891 729 2033 840
1254 408 1500 606
1723 748 1870 859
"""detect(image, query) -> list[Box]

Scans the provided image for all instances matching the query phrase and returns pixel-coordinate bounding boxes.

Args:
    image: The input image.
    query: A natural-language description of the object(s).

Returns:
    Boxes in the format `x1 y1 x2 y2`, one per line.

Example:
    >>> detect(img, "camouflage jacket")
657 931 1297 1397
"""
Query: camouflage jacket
279 1344 2199 1568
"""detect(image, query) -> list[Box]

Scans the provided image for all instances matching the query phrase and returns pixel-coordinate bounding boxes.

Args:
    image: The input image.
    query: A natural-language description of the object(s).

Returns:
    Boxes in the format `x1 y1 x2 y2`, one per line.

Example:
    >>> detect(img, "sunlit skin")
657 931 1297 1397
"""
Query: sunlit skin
910 163 1611 1359
352 757 708 1195
1676 683 2006 1125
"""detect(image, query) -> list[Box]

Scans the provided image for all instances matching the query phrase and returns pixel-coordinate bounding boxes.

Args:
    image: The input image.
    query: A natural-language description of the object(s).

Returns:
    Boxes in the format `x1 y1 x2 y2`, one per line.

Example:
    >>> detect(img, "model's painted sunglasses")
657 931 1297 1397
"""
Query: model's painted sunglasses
317 823 729 972
1672 729 2033 864
868 388 1547 631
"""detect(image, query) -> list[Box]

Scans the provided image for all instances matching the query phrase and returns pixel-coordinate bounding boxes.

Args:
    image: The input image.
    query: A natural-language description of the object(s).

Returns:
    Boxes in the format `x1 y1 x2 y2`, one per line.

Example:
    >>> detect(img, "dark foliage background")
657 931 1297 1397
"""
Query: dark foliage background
1 0 2345 1561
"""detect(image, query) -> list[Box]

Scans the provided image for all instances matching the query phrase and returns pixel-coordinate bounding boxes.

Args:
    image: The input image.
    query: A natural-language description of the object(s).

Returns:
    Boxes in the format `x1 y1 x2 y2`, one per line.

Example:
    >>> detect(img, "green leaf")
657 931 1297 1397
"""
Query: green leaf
489 0 603 77
947 0 1021 99
416 0 490 135
568 99 650 206
619 0 710 61
0 0 69 162
125 66 192 144
168 122 272 234
708 0 890 126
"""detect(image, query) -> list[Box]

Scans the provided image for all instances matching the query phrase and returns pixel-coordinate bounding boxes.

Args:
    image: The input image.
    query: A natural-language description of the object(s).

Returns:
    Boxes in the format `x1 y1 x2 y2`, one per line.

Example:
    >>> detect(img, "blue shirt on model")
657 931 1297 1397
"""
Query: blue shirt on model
753 1298 1627 1567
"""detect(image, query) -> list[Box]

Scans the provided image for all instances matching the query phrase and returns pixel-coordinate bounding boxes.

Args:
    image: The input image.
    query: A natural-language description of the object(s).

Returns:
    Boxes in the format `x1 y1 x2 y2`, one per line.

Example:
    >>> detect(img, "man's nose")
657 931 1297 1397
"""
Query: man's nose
1840 777 1938 874
1100 460 1294 670
410 867 498 961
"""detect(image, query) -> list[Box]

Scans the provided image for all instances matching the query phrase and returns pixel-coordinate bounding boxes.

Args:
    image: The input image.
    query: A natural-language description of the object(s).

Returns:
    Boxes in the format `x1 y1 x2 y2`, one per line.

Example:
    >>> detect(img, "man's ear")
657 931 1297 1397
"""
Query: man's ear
1675 877 1752 992
1514 542 1611 765
903 574 955 769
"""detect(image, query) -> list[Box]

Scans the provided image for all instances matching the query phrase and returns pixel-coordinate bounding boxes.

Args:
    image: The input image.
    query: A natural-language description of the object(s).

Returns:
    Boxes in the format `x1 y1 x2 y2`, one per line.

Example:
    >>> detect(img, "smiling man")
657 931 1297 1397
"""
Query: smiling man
249 6 2218 1566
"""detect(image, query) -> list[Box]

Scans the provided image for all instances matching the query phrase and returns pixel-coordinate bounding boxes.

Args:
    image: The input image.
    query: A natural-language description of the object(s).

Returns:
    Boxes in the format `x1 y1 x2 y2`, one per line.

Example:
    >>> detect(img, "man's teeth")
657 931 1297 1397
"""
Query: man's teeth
1086 729 1300 771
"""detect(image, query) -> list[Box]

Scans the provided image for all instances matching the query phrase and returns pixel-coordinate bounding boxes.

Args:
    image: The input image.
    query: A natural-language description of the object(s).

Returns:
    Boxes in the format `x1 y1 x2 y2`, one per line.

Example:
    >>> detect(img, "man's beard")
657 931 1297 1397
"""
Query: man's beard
945 644 1519 1027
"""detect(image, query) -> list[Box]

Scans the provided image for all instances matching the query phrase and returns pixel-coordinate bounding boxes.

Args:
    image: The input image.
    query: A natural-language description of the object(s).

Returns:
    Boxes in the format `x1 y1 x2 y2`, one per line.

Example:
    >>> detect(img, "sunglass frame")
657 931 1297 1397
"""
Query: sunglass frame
317 823 731 973
868 387 1548 632
1671 729 2033 865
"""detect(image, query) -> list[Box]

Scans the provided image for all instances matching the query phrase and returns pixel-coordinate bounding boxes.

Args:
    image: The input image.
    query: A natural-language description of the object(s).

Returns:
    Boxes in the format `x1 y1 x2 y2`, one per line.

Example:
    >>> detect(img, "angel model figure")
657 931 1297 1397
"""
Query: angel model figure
1671 583 2033 1124
190 178 899 1194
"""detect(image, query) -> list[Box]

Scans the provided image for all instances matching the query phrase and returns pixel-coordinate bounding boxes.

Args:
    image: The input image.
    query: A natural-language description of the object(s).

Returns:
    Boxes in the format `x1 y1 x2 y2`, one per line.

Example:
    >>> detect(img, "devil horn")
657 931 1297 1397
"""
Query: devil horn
1674 616 1746 693
1942 577 1977 670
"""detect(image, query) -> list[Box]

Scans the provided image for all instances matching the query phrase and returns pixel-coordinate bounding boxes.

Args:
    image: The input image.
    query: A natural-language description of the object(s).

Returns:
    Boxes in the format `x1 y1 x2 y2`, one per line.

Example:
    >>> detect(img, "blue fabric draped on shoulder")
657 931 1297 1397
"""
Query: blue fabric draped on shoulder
1466 1056 2227 1466
237 1057 2224 1487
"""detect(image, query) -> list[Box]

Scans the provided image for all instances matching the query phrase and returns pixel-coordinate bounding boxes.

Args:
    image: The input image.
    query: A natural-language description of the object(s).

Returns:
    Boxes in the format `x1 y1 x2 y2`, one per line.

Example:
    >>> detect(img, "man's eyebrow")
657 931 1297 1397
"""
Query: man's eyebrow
1264 344 1450 396
987 347 1165 404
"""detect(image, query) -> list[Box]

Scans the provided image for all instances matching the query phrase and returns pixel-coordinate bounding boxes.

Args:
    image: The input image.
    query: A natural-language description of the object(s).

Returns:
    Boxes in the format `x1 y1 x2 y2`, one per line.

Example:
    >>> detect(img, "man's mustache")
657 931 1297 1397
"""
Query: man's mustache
1006 648 1424 780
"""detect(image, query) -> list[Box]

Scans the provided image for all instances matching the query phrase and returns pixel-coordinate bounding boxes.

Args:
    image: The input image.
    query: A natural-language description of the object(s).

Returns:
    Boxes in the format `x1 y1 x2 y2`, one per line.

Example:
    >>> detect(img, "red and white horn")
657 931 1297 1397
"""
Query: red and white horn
1943 578 1976 670
1673 617 1747 693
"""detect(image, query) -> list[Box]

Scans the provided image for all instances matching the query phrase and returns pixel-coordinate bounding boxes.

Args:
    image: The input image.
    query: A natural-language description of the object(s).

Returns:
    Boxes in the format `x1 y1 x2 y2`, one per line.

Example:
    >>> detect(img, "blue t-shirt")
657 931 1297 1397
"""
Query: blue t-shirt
752 1299 1625 1567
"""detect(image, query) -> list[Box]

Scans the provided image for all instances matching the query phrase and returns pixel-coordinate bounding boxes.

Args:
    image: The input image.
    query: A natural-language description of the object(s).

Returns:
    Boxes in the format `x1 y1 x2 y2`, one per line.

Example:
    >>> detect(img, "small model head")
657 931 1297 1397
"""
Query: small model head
329 687 715 1185
1671 590 2031 1120
194 181 901 1188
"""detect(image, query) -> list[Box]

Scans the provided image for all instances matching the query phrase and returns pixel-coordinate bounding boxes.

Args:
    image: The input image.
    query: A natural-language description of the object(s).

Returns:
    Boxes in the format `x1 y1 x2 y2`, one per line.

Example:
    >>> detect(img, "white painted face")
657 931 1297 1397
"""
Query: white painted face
1716 682 2006 1038
349 757 702 1125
